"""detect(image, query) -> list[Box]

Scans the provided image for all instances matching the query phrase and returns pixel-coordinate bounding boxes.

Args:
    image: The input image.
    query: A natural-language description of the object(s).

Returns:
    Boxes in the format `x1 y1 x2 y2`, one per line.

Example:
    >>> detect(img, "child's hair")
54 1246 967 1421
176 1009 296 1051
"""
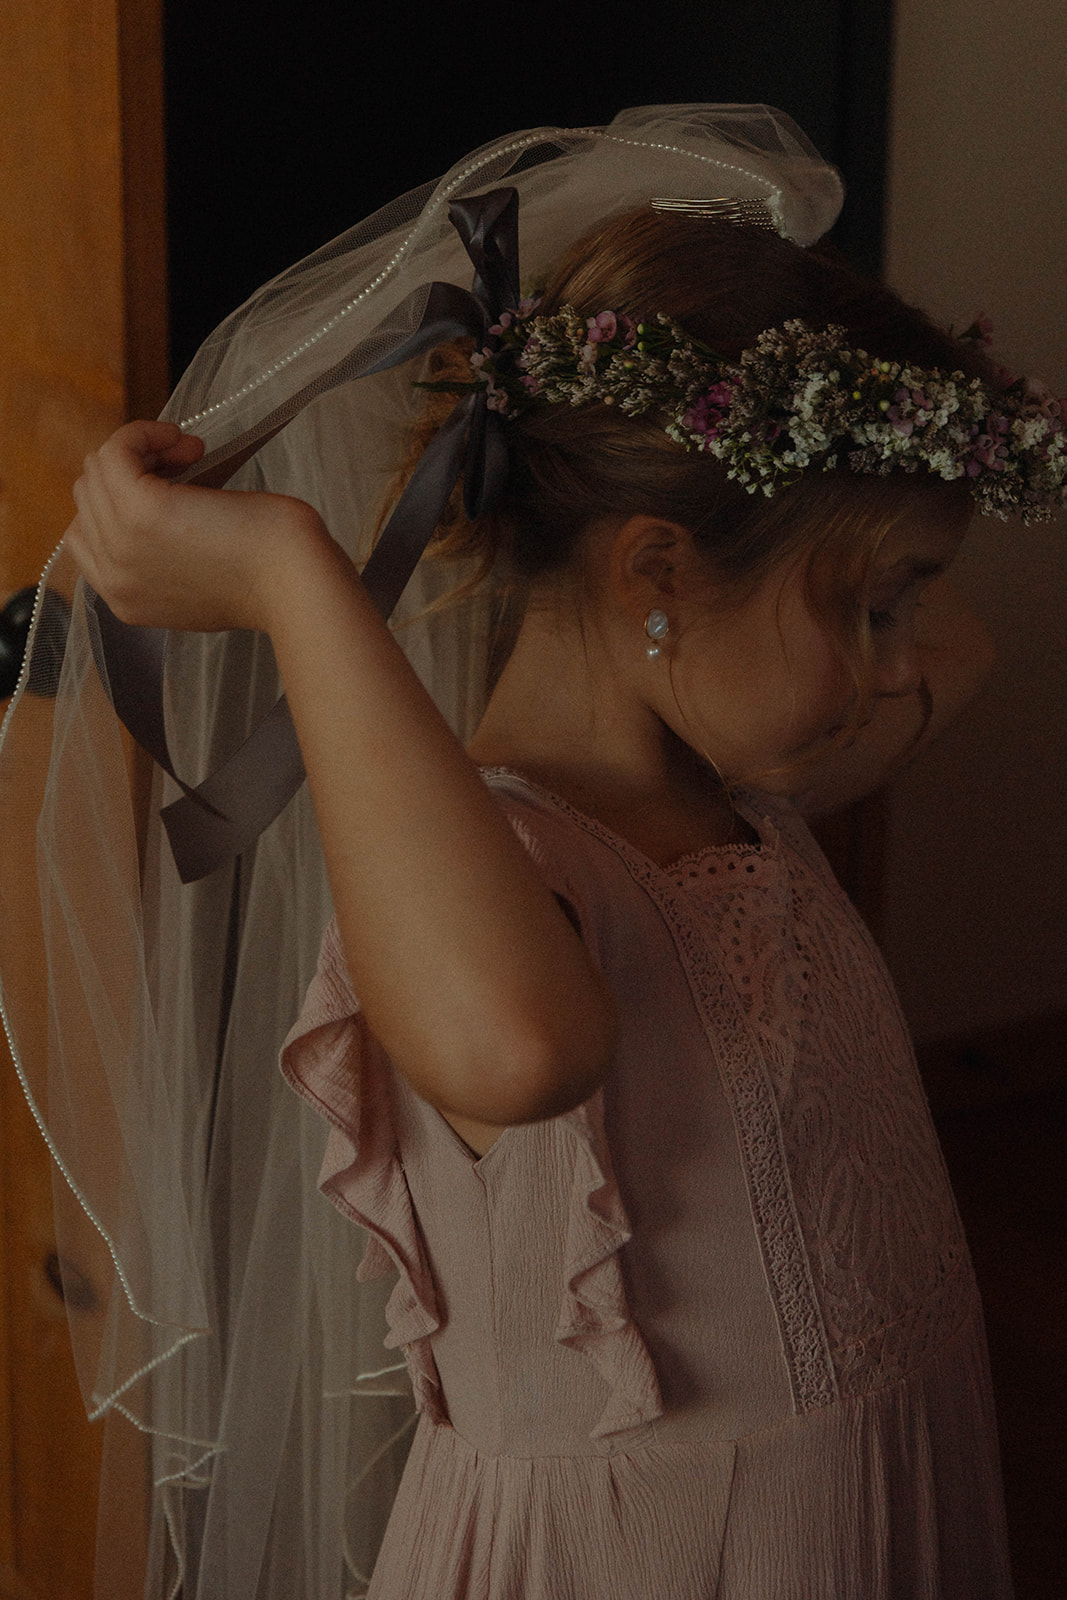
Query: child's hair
395 210 998 763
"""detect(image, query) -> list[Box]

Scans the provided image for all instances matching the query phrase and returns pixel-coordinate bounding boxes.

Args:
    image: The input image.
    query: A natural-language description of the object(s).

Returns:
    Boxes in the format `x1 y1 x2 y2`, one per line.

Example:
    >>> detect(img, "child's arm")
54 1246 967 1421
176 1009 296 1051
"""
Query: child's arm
69 423 617 1142
267 527 619 1136
793 577 995 817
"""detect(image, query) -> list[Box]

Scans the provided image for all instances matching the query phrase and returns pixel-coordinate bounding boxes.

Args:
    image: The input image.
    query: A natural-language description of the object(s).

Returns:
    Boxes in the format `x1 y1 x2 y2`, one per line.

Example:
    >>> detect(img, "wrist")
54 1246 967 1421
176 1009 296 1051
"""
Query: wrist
251 501 341 637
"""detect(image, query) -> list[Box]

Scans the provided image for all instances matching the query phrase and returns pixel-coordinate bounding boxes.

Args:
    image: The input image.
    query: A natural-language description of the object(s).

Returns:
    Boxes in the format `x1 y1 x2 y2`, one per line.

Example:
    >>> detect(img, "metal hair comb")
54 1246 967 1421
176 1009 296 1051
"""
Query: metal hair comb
650 196 778 230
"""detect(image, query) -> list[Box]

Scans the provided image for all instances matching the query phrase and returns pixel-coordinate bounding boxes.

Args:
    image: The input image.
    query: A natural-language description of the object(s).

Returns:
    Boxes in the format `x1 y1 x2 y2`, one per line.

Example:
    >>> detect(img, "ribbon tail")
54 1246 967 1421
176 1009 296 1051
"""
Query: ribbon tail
86 589 227 820
160 693 304 881
91 187 523 882
159 395 479 882
358 394 479 617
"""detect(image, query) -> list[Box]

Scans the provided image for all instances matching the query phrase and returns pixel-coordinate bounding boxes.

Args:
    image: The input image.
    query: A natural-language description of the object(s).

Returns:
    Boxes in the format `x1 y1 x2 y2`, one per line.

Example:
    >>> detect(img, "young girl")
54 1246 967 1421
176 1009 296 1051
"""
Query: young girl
34 107 1061 1597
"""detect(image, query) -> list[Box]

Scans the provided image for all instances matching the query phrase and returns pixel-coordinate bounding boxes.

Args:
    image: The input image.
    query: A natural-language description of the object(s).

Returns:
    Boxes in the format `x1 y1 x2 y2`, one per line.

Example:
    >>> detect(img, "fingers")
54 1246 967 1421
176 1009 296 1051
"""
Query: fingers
64 420 321 633
74 423 204 546
87 420 204 482
68 422 200 606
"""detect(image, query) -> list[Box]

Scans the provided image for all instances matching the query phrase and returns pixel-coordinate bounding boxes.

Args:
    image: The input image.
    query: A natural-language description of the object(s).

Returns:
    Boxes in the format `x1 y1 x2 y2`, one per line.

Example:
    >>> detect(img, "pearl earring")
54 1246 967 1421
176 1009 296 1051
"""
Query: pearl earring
644 608 669 659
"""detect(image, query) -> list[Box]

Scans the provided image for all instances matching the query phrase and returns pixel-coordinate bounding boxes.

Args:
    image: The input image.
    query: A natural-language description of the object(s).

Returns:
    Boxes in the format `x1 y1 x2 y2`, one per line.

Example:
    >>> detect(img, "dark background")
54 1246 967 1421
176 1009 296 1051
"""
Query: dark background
163 0 893 381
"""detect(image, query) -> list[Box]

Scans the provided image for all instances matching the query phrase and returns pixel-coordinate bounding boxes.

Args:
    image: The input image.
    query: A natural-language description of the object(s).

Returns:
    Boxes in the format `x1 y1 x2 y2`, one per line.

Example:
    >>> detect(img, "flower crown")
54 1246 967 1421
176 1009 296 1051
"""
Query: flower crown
421 305 1067 522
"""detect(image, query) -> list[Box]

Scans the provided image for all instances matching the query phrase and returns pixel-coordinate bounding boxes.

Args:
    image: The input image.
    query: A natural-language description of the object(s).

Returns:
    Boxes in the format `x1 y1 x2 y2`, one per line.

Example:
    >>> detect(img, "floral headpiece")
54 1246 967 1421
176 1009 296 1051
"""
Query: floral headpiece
423 305 1067 522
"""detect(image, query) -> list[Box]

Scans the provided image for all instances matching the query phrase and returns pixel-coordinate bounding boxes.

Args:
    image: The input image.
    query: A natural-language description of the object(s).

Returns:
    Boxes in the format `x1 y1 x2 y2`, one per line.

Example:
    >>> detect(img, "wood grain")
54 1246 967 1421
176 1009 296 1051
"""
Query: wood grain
0 0 166 1593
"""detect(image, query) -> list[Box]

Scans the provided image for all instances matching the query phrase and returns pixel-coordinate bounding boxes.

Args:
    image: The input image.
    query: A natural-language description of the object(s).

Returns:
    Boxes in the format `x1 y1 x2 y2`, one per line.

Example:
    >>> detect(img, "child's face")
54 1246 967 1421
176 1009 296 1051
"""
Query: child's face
663 500 968 792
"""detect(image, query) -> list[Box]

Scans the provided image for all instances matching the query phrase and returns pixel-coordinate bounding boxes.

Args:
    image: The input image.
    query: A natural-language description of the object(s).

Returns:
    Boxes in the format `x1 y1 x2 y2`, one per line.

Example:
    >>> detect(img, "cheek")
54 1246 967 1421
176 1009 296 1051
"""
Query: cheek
784 629 854 735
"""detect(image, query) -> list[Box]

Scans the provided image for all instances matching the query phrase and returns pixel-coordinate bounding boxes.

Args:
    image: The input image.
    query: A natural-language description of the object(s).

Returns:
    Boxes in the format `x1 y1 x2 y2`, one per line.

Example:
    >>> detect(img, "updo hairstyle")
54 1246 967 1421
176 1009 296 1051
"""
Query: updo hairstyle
396 209 998 734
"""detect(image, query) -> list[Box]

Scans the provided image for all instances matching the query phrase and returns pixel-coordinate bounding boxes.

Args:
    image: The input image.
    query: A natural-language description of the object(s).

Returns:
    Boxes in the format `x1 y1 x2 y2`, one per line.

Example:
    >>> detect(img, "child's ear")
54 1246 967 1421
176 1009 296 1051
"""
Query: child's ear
609 515 692 618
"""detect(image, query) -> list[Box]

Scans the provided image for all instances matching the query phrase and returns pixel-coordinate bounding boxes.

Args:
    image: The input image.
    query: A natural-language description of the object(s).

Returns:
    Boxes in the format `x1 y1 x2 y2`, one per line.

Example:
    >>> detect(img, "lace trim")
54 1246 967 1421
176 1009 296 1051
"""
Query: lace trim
492 771 976 1408
483 771 839 1414
669 844 804 1098
667 836 763 874
675 792 978 1396
771 834 977 1394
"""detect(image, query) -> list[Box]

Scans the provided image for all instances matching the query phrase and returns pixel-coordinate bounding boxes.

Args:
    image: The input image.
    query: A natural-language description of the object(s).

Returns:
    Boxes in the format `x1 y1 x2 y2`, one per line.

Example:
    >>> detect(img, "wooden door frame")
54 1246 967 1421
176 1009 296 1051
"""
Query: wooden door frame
0 2 167 1595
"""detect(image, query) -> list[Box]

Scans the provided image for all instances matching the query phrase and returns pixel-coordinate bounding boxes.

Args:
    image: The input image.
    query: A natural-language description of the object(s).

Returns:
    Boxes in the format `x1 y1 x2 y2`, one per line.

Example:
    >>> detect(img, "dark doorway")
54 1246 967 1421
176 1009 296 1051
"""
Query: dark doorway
163 1 893 380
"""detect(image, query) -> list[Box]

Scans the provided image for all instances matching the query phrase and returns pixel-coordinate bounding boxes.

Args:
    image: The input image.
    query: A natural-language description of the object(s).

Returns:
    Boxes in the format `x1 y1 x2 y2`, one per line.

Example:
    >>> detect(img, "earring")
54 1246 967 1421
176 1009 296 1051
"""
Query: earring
644 608 669 659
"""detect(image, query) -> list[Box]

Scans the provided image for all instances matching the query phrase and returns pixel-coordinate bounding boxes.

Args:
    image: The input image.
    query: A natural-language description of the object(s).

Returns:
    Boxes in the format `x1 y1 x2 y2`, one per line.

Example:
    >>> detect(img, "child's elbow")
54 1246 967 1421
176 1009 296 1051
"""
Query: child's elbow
519 991 619 1122
456 979 618 1126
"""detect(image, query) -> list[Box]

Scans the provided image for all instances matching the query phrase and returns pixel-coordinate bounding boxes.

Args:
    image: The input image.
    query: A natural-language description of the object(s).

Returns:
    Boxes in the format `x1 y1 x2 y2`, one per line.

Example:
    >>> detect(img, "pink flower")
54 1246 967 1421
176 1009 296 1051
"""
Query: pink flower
961 314 995 348
967 430 1009 473
684 382 734 437
586 311 619 344
887 390 921 435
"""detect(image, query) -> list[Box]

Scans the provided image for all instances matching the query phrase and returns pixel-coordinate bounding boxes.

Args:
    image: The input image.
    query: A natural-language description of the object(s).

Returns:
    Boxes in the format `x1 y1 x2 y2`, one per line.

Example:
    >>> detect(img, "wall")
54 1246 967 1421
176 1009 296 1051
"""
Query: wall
881 0 1067 1041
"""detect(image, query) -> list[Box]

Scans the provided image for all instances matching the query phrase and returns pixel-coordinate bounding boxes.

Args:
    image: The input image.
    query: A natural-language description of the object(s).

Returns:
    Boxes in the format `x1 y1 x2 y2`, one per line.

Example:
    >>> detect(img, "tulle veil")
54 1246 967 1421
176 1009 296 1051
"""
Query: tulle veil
0 106 843 1598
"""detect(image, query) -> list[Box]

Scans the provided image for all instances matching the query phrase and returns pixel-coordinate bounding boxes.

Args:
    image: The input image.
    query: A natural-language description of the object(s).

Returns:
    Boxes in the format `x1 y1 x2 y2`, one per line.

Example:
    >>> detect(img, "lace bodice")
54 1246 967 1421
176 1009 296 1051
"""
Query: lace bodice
665 806 975 1405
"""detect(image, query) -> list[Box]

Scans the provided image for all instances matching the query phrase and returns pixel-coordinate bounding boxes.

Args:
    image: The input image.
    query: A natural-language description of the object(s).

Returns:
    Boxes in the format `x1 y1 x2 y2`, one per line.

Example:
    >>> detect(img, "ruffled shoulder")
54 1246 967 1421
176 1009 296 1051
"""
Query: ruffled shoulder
482 771 664 1438
279 918 445 1421
555 1094 664 1439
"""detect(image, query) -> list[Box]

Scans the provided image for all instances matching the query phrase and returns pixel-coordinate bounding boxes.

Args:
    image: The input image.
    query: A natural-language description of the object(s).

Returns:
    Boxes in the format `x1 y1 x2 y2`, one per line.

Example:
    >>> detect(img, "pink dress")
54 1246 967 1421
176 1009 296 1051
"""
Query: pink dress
281 770 1013 1598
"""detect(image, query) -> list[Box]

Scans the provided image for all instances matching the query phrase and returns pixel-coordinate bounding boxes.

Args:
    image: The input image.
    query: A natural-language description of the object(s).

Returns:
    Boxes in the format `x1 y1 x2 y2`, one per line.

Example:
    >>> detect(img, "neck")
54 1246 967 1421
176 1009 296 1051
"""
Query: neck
467 596 757 861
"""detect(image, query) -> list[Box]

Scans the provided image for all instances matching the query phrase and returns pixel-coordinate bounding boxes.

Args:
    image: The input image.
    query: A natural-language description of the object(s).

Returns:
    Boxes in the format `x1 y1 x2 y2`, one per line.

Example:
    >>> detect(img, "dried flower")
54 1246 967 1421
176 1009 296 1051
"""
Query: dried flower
418 303 1067 523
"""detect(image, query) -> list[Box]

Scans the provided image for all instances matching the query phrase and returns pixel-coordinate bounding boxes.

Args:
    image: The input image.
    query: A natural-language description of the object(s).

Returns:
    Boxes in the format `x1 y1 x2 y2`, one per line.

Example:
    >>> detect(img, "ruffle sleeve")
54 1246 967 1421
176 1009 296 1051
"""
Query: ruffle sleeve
282 771 666 1444
555 1095 663 1438
279 917 446 1422
487 771 664 1439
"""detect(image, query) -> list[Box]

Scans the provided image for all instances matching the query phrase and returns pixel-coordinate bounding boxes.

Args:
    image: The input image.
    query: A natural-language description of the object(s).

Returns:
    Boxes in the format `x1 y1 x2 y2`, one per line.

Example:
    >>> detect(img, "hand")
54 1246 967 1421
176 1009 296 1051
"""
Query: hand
68 420 326 633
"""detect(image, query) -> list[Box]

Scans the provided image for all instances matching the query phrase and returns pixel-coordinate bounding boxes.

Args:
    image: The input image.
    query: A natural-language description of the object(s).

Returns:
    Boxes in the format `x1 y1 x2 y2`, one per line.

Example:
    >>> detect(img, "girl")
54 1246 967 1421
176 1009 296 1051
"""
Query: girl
18 107 1060 1597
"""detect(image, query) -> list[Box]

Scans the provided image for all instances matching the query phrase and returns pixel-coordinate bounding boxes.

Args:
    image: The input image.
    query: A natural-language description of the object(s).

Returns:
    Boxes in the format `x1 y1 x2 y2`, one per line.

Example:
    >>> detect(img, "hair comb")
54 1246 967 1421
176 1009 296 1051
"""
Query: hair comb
650 196 778 230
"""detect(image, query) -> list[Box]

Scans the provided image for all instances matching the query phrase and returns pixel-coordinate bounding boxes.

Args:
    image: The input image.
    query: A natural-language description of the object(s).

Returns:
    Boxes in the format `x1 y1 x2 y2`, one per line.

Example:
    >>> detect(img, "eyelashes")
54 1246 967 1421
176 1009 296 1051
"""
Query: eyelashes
868 590 928 634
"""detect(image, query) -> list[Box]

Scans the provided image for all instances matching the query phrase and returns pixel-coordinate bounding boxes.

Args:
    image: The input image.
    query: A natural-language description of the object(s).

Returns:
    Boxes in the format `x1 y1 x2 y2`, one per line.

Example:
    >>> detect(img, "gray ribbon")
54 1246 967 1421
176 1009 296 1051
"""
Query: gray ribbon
88 187 520 882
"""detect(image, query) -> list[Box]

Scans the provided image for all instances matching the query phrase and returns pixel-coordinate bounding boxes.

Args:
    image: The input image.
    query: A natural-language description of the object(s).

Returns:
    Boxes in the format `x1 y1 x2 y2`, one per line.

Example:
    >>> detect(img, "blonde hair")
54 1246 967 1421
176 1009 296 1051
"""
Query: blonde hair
389 209 990 756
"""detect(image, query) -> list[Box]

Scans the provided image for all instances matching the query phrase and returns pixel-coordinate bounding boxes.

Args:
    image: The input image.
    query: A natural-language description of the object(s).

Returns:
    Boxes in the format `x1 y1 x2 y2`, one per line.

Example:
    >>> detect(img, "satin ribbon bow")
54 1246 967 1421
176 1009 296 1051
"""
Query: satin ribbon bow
87 187 520 882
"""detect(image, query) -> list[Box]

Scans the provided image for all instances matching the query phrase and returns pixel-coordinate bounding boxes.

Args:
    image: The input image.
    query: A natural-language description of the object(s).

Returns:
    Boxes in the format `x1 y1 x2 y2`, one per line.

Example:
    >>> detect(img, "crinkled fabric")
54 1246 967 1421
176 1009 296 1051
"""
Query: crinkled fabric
280 771 1013 1599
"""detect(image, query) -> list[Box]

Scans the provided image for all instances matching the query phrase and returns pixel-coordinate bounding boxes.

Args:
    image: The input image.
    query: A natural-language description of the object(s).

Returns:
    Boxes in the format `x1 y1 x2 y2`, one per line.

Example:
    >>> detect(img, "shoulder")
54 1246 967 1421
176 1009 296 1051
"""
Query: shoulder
479 766 692 955
479 766 612 931
480 766 610 872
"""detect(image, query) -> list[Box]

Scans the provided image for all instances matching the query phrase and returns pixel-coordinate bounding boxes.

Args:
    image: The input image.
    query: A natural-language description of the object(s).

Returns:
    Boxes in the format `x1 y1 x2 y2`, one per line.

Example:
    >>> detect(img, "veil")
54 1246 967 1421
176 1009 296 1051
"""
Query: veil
0 106 844 1599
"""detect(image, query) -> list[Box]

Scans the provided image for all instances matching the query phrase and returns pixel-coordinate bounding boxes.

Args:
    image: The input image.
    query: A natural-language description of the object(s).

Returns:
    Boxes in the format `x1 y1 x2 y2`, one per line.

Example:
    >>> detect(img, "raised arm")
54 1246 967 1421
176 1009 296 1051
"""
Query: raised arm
793 577 996 817
69 423 616 1141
